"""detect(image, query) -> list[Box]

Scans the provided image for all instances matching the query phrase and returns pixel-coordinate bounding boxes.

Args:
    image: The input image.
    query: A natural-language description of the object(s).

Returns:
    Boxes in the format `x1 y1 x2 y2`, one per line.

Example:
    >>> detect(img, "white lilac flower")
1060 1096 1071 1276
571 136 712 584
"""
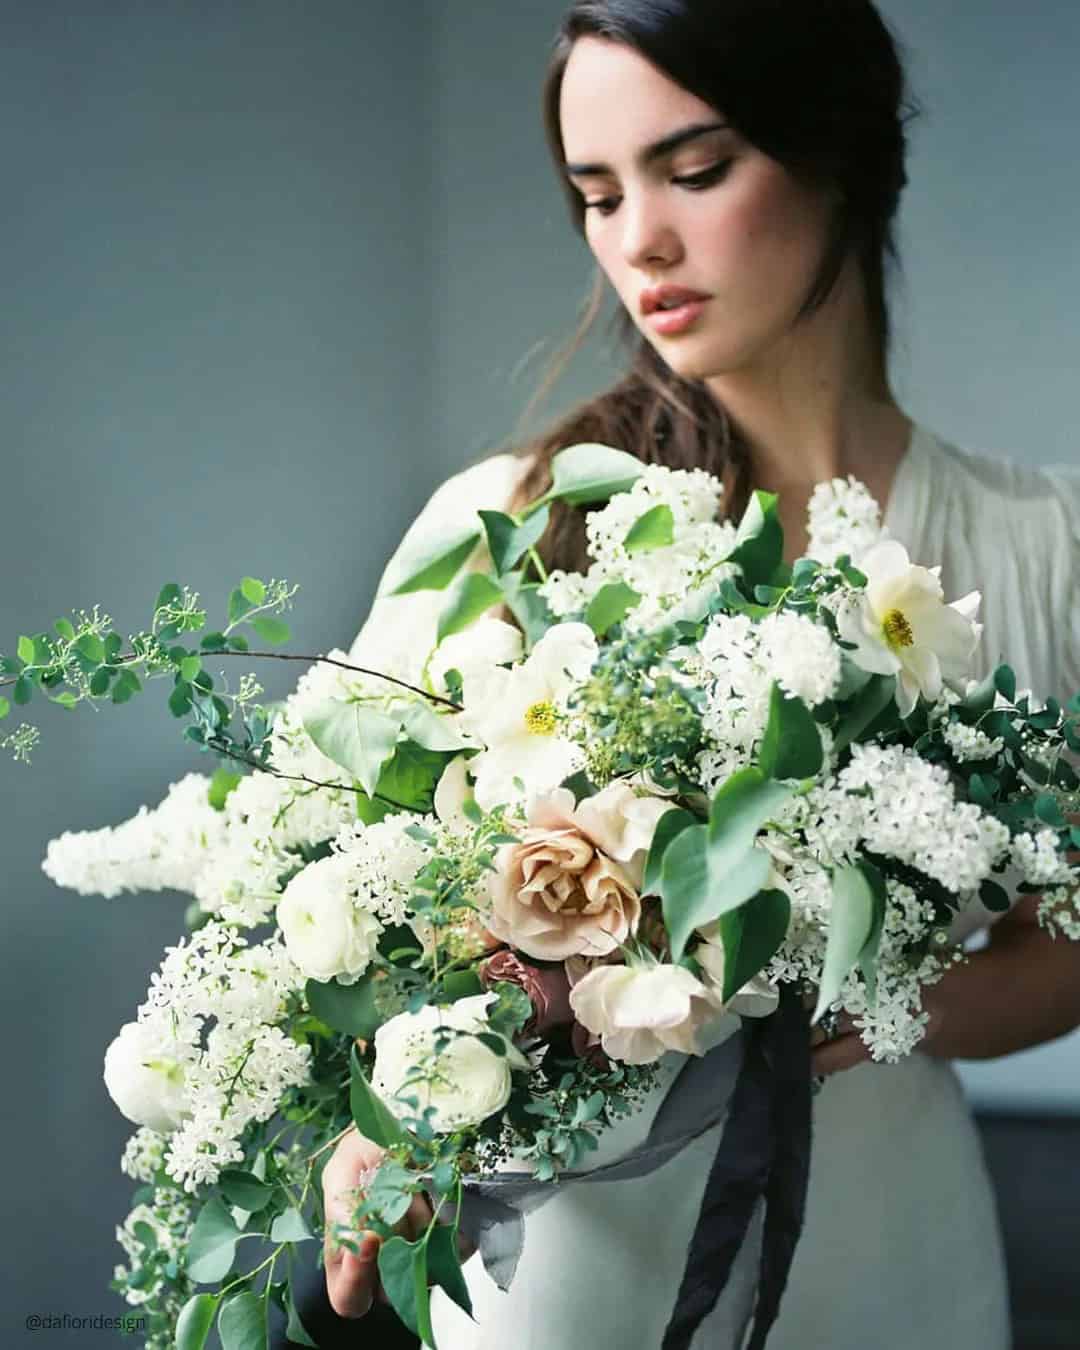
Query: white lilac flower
941 719 1005 763
805 474 886 565
460 622 598 811
835 539 982 717
1011 828 1074 889
120 1127 167 1184
756 611 842 708
329 810 436 926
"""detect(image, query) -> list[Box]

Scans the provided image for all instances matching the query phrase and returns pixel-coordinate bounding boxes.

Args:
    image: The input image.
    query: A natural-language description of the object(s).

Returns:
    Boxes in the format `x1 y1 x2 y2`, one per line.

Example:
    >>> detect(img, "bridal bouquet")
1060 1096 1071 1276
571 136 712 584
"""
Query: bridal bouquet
11 443 1079 1350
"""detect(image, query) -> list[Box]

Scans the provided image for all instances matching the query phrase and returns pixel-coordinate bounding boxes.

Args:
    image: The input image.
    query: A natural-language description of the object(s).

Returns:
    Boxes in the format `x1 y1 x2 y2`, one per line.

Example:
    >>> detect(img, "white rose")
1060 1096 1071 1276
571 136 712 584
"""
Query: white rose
568 962 733 1064
371 992 530 1132
277 853 382 984
103 1021 189 1134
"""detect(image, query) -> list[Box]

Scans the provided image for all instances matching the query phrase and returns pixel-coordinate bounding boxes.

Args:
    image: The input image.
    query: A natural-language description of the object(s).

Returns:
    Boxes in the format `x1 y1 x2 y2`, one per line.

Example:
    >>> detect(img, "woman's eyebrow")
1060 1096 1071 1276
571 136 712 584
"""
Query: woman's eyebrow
563 120 730 179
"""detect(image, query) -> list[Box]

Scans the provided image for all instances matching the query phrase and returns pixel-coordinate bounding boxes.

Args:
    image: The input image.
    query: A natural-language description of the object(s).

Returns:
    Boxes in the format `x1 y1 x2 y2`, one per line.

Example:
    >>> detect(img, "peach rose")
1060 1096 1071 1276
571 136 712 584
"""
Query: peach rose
486 788 643 961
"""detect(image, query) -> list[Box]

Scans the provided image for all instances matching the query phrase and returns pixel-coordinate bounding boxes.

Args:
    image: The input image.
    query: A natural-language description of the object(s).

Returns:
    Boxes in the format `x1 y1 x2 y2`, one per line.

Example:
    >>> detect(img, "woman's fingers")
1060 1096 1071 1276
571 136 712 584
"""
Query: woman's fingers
326 1228 382 1318
811 1030 871 1077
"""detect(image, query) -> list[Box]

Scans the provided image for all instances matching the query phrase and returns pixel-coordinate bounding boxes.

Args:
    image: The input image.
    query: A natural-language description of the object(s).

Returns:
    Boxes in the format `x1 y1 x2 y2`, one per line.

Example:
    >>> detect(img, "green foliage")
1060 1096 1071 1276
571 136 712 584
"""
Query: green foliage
584 581 641 638
186 1196 244 1284
500 570 554 649
382 525 482 598
436 571 505 643
642 806 698 897
217 1290 267 1350
306 974 382 1039
717 887 791 1002
478 506 550 576
175 1292 221 1350
303 701 399 797
240 577 266 606
269 1207 314 1244
218 1170 275 1214
725 490 786 590
208 768 243 811
377 1235 428 1340
540 442 644 506
623 503 674 555
813 862 886 1021
251 615 290 645
831 673 896 754
758 682 823 779
350 1042 409 1149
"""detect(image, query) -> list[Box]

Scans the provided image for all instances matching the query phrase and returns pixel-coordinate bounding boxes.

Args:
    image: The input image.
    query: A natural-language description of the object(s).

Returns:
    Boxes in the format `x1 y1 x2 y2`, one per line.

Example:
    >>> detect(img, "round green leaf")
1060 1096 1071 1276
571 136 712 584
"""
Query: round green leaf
759 681 823 780
623 503 675 555
251 615 290 645
544 442 644 506
175 1292 221 1350
186 1196 242 1284
584 581 641 638
240 577 266 606
217 1290 267 1350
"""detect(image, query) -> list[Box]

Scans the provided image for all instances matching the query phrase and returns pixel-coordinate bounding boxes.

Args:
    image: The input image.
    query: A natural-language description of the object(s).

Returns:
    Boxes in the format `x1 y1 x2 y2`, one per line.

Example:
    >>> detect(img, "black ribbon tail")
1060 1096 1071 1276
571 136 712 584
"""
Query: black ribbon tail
660 987 813 1350
745 989 813 1350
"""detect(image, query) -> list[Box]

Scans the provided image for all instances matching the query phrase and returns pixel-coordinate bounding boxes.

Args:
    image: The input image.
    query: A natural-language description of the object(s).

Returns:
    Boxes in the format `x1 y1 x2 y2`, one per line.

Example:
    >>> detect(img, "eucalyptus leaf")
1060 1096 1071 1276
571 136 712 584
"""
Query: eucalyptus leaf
174 1292 220 1350
305 974 382 1040
380 524 482 598
543 442 643 506
186 1196 242 1284
217 1290 267 1350
623 503 674 555
758 681 823 780
377 1235 423 1337
813 864 878 1023
717 887 790 1002
350 1042 409 1149
479 506 550 575
218 1169 274 1213
303 701 400 797
269 1207 314 1244
832 673 896 754
724 490 785 590
435 571 505 643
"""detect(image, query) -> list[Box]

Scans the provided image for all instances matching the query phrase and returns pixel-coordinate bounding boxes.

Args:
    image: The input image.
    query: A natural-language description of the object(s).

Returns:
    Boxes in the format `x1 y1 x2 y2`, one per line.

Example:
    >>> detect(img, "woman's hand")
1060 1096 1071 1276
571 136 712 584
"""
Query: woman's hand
321 1126 477 1319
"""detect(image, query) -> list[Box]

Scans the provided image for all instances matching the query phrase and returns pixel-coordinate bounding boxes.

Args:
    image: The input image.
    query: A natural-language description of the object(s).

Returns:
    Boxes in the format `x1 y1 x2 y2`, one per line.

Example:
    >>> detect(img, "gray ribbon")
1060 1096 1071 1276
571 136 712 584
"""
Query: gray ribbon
441 1026 749 1294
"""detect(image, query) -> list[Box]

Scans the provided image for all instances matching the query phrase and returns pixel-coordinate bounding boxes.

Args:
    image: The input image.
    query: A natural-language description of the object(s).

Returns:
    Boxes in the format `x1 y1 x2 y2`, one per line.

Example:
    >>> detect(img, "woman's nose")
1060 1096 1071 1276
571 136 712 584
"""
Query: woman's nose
619 192 681 271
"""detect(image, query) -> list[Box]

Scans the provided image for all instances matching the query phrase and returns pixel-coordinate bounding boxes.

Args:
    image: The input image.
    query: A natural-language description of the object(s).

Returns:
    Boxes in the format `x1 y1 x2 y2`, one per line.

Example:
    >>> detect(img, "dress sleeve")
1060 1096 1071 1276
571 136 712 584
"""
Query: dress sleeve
346 452 530 682
1044 462 1080 704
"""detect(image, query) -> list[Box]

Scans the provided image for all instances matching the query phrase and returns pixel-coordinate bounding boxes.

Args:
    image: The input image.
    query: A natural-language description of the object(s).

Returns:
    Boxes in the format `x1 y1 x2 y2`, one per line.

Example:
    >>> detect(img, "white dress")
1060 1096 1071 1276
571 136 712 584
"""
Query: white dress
348 421 1080 1349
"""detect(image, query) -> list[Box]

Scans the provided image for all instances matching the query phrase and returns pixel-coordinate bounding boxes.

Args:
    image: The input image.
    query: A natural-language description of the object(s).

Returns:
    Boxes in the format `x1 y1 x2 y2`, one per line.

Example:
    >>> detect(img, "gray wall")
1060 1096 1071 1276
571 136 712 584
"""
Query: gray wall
1 0 1077 1340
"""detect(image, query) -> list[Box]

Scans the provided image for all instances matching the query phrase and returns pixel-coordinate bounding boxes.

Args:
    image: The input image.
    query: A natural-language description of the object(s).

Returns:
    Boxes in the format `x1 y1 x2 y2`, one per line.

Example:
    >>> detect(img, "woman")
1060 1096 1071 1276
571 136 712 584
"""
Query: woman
315 2 1080 1345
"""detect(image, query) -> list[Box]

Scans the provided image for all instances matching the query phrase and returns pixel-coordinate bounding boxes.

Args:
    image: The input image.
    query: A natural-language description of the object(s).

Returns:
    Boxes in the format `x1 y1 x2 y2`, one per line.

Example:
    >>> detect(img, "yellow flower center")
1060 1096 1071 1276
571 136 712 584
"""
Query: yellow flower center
523 700 558 736
881 607 914 650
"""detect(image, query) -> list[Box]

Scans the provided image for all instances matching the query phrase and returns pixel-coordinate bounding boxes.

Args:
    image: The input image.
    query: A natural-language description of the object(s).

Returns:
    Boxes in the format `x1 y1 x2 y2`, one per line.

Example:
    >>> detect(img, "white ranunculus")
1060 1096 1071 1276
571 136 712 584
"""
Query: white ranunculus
429 617 524 699
568 961 733 1064
371 993 531 1132
277 853 382 984
835 539 981 717
461 622 598 811
103 1021 189 1134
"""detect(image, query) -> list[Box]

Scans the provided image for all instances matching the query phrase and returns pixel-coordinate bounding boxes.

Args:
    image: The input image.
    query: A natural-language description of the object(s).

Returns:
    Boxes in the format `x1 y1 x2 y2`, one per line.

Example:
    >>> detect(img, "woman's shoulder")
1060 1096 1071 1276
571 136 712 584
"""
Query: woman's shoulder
928 427 1078 513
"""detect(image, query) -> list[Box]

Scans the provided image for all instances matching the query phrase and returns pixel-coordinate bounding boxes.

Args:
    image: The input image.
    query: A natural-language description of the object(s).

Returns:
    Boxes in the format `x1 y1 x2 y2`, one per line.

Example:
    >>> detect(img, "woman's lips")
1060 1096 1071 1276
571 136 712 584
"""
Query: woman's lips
646 298 709 335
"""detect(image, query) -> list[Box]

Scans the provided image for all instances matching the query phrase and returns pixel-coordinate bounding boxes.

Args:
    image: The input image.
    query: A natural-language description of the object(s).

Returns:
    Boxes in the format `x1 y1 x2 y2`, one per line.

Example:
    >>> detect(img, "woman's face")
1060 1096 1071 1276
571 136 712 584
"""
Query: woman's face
557 36 838 382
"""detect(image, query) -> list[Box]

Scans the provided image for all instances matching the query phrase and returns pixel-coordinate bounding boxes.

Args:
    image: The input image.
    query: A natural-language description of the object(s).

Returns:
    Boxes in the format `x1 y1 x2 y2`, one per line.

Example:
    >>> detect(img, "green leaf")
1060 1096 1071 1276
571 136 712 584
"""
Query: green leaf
13 675 32 705
53 617 76 641
156 582 182 610
251 615 290 645
374 738 451 813
208 768 243 811
813 864 879 1023
17 635 35 665
377 1236 423 1337
180 655 202 682
1034 793 1066 828
758 682 823 780
543 441 643 506
175 1292 221 1350
979 879 1011 914
89 667 112 696
51 691 78 710
427 1222 473 1319
584 581 641 638
75 633 106 664
350 1042 409 1149
642 806 699 897
227 588 254 626
724 491 785 589
218 1169 275 1213
240 577 266 606
217 1290 267 1350
168 680 192 717
283 1281 318 1348
398 702 469 753
479 506 550 576
439 968 484 1003
499 570 554 649
854 861 887 1005
0 696 9 720
186 1196 242 1284
269 1207 314 1244
832 674 896 754
993 664 1016 703
303 701 401 798
436 571 505 643
717 888 791 1002
306 974 382 1040
381 523 482 598
623 503 674 555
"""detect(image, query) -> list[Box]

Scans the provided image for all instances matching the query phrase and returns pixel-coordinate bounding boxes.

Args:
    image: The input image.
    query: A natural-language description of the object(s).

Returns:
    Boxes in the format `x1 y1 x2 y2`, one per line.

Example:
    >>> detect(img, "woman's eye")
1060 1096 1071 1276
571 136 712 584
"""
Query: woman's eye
582 160 733 217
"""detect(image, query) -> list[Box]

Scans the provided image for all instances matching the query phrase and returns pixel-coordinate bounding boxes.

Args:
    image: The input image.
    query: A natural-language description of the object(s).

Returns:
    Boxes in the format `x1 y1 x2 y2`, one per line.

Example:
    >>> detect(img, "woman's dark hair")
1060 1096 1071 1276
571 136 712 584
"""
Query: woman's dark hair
500 0 921 573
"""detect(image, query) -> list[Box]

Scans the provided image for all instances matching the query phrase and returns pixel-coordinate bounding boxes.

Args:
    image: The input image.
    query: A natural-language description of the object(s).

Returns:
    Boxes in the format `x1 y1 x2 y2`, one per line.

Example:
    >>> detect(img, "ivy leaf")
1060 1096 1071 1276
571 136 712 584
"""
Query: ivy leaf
251 615 290 645
717 887 791 1002
642 806 699 898
813 864 880 1023
186 1196 243 1284
174 1292 221 1350
305 974 382 1040
217 1290 267 1350
240 577 266 606
427 1222 474 1319
479 506 550 576
303 701 400 797
381 523 482 598
350 1043 409 1149
269 1207 314 1244
542 442 643 506
623 503 674 555
436 571 505 643
724 491 785 590
584 581 641 638
758 682 823 780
